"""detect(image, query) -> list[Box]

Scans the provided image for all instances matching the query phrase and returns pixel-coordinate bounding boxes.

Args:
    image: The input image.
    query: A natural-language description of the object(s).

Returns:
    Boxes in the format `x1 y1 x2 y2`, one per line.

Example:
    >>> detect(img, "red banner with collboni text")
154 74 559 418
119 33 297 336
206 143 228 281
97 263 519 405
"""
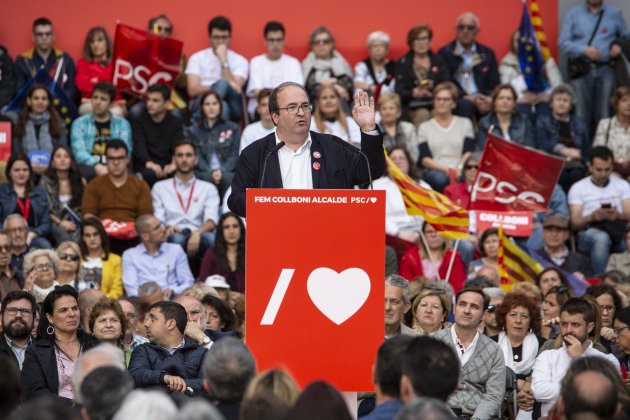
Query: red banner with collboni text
469 133 564 212
111 24 183 95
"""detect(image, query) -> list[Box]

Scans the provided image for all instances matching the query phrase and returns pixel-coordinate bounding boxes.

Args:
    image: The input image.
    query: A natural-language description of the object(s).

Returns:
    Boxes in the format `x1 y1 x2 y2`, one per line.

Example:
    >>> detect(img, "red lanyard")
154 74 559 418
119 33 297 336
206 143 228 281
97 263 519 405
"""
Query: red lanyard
17 197 31 219
173 178 196 214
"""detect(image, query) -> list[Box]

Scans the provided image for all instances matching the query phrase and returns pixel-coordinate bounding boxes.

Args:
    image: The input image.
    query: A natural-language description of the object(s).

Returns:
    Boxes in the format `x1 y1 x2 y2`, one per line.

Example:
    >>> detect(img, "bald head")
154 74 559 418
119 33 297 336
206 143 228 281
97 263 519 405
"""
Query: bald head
562 369 618 419
78 289 106 332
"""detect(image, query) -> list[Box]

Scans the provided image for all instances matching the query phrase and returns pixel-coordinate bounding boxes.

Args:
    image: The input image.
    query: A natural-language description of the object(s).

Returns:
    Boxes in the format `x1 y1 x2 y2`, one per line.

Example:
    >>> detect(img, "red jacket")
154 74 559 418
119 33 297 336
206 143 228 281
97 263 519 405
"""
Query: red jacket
76 59 122 100
399 245 466 292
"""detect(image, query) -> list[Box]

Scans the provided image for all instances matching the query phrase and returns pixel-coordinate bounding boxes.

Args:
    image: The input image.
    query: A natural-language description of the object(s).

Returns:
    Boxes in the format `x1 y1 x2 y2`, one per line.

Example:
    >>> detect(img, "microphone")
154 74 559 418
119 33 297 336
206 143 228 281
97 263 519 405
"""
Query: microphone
329 136 373 190
260 141 285 188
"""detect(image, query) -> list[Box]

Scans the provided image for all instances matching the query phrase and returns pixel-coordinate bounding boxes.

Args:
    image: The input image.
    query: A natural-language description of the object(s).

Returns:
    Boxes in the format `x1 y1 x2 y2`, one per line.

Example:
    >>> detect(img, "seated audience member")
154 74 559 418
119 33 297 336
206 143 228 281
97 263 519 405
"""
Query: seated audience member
537 215 592 278
199 212 245 294
444 152 479 209
78 288 106 333
483 287 506 338
311 84 361 146
608 224 630 275
132 84 183 186
0 154 51 249
354 31 396 98
5 215 38 279
203 274 230 300
585 284 623 353
568 146 630 275
384 275 419 338
203 336 256 419
80 217 122 299
185 16 248 122
137 282 165 306
114 389 178 420
378 93 419 163
432 287 505 418
360 335 413 420
71 82 132 180
128 301 207 394
201 294 237 334
410 288 452 334
400 336 460 403
418 81 474 192
532 297 620 418
288 381 353 420
396 398 456 420
536 84 589 192
122 215 194 298
56 241 92 291
0 232 21 297
593 86 630 179
302 26 354 109
22 249 60 303
242 369 300 410
614 307 630 370
438 13 500 119
71 343 126 406
185 89 240 197
22 285 98 404
15 17 78 104
246 21 303 119
117 298 149 365
399 222 466 291
152 140 219 257
396 24 450 127
511 282 543 304
39 146 84 244
240 89 275 153
81 140 153 254
536 266 573 298
0 290 37 369
174 294 212 347
475 83 535 150
469 228 499 274
12 85 67 173
80 366 133 420
89 298 127 348
541 284 575 341
76 27 125 116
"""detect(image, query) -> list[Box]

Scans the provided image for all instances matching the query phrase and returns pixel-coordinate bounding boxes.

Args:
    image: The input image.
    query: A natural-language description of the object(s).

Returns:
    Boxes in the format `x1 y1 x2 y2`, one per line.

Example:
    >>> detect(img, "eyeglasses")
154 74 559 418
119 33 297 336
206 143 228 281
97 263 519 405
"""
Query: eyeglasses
4 307 33 316
313 39 332 46
614 326 630 335
58 253 80 262
34 263 53 271
465 165 479 170
277 103 313 115
414 36 431 43
457 24 477 32
600 304 615 313
486 304 496 313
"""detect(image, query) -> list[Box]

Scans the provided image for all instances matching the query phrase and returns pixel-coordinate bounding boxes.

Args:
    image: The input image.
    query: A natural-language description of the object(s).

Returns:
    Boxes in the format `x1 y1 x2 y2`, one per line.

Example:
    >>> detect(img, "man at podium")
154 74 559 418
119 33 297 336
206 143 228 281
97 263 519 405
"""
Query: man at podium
228 82 385 217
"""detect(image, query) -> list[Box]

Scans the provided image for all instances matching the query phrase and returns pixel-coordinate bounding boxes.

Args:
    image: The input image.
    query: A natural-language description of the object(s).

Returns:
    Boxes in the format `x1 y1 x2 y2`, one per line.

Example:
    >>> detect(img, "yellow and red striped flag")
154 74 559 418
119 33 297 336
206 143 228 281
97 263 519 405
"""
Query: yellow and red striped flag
497 224 543 291
385 152 469 240
529 0 551 61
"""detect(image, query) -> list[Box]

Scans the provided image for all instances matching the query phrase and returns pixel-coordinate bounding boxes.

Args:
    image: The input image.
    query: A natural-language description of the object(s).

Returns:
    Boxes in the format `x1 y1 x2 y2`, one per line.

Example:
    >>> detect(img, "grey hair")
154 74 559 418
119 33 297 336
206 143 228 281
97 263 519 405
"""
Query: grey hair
112 390 177 420
23 248 59 276
80 366 134 420
455 12 480 29
138 281 162 297
367 31 390 47
550 83 577 107
135 214 155 235
203 337 257 402
483 287 506 299
385 274 411 304
72 343 126 404
396 397 457 420
177 400 224 420
3 213 28 230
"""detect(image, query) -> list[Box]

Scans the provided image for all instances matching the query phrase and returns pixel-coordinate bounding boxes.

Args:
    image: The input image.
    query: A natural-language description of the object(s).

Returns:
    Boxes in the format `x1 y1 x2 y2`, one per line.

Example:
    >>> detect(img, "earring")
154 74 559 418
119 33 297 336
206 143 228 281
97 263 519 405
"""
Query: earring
47 325 55 335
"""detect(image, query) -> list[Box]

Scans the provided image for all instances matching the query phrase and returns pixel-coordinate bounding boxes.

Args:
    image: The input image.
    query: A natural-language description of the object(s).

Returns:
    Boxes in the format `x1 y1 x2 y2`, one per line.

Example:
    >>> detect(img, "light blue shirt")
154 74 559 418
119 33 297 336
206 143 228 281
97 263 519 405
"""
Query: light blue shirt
456 41 479 95
559 3 630 62
122 242 194 297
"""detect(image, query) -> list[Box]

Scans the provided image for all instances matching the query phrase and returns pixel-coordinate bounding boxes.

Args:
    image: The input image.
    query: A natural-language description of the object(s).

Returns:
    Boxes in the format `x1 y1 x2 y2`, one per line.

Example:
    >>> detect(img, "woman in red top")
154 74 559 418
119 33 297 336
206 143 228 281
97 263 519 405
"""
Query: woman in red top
399 221 466 291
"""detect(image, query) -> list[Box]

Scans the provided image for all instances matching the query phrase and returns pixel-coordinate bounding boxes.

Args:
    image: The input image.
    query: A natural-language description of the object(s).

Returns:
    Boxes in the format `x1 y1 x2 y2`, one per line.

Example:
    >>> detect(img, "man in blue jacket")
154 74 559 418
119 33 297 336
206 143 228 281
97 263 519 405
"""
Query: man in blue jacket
128 301 207 395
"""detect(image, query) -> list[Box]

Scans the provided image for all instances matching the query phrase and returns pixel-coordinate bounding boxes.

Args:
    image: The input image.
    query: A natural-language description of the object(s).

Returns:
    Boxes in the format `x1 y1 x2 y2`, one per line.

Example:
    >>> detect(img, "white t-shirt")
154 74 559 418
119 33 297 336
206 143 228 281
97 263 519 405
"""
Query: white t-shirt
418 116 474 168
310 116 361 147
240 121 276 153
185 47 249 88
246 54 303 116
567 175 630 217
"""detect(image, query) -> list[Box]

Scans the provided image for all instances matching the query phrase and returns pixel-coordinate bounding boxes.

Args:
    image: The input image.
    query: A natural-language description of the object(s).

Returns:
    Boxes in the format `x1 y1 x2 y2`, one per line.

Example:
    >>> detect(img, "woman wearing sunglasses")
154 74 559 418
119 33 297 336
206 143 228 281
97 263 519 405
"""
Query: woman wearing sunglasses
55 241 96 292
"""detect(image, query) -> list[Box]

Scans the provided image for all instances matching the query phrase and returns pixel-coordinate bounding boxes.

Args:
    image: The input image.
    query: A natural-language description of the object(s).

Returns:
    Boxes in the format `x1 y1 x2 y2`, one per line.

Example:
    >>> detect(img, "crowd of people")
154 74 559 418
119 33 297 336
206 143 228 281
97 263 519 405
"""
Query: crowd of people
0 1 629 419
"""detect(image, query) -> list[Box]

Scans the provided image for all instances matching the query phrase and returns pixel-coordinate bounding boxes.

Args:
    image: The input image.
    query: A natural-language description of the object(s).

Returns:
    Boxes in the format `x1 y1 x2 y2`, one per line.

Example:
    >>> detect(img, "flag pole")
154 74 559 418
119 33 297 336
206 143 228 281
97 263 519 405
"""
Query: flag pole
419 228 443 282
445 239 459 283
53 57 64 84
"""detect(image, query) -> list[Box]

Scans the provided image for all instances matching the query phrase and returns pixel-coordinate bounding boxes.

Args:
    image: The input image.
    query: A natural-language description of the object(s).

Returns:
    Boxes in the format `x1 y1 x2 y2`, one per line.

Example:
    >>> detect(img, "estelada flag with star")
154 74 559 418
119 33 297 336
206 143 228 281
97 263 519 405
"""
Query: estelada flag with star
518 0 549 93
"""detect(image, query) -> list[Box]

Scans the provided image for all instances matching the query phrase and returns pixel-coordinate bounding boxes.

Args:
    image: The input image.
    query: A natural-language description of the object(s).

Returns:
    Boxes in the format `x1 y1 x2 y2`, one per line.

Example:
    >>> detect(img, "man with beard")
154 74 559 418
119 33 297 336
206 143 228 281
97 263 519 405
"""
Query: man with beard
482 288 505 339
0 290 37 369
532 297 620 418
0 231 21 296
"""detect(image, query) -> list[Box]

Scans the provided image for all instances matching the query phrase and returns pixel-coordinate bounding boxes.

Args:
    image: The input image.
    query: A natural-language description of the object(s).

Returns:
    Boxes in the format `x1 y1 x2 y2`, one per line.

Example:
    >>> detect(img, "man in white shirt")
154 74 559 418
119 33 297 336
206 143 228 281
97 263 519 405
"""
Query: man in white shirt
246 21 303 119
531 297 620 418
185 16 248 122
239 89 275 153
152 140 219 257
568 146 630 275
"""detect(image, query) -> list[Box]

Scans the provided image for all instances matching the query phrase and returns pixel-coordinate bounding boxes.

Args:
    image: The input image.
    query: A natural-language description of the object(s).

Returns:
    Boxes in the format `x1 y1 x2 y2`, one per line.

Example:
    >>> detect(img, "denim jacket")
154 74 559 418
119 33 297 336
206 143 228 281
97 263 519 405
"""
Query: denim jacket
475 112 535 151
185 120 240 174
536 113 589 163
0 184 51 236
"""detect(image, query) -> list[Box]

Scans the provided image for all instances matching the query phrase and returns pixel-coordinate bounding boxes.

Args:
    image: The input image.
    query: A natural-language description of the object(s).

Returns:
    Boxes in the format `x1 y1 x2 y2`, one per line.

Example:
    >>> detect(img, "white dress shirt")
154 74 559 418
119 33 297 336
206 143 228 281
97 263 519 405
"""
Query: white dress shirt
276 133 313 190
451 327 481 366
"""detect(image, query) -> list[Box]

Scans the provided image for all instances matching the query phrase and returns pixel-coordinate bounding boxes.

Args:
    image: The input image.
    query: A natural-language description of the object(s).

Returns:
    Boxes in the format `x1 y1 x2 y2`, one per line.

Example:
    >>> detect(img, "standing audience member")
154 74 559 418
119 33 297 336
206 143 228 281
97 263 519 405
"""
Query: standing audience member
378 94 419 163
593 86 630 178
80 217 123 299
0 290 36 370
354 31 396 99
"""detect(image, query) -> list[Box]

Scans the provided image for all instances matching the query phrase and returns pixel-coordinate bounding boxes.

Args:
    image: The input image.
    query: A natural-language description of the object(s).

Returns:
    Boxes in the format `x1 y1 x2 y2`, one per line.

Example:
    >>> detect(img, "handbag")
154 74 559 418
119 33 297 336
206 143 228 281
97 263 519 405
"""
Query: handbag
567 9 604 80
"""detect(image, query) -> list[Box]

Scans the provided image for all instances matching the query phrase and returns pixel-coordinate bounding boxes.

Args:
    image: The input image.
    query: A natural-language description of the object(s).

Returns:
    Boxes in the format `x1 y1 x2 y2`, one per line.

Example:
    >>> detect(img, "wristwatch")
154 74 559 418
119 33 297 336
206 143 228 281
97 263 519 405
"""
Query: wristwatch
221 61 229 69
201 335 211 346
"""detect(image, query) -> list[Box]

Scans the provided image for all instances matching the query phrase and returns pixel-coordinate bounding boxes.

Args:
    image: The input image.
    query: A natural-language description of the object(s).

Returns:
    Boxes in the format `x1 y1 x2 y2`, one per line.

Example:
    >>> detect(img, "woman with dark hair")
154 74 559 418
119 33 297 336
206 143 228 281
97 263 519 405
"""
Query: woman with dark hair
586 284 624 354
201 294 236 333
22 285 98 404
80 217 123 299
475 83 535 151
541 285 575 340
12 85 67 176
185 90 240 197
444 152 481 209
469 228 499 274
614 307 630 373
89 298 127 347
287 381 352 420
311 85 361 146
593 86 630 178
535 267 571 297
199 212 245 293
0 153 51 248
39 146 85 243
395 24 450 127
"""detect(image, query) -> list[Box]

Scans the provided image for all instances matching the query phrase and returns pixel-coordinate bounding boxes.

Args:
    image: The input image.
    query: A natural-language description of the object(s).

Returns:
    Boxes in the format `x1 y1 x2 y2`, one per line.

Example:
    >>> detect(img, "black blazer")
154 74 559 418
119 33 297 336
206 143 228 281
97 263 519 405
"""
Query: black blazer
0 333 20 370
21 330 98 405
227 129 385 217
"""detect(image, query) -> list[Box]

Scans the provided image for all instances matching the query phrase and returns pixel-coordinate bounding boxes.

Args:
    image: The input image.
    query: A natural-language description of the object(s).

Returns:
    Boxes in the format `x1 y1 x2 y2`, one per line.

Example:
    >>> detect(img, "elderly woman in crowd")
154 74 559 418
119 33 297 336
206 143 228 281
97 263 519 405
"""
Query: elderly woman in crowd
22 249 60 303
89 298 128 348
353 31 396 97
418 81 475 192
541 285 575 341
586 284 624 354
536 84 589 192
395 24 450 127
475 83 535 151
22 285 98 404
593 86 630 179
311 85 361 146
378 93 419 163
201 294 236 333
80 217 123 299
410 288 452 334
302 26 353 109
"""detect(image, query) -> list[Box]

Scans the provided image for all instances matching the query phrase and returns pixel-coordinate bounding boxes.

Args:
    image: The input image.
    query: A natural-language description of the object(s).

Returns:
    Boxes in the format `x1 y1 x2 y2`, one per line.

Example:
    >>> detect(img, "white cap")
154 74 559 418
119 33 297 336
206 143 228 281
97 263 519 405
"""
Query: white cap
203 275 230 290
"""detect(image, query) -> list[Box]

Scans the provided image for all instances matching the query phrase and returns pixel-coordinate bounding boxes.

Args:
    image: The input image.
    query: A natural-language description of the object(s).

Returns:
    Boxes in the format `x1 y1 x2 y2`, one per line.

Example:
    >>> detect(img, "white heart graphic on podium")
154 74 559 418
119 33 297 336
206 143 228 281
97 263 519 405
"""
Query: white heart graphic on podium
370 197 377 203
307 267 371 325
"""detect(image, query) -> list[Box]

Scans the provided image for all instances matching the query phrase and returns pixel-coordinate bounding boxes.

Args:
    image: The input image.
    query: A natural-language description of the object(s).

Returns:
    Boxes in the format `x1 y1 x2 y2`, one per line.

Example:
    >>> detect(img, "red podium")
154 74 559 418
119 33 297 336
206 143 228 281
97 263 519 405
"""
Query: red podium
245 189 385 391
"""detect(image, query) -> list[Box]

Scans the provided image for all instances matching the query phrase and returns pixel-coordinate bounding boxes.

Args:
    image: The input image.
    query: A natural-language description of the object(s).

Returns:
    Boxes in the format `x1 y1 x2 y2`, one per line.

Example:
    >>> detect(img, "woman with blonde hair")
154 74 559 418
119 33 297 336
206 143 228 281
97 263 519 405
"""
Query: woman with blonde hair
243 369 300 405
410 288 452 333
311 85 361 146
56 241 94 292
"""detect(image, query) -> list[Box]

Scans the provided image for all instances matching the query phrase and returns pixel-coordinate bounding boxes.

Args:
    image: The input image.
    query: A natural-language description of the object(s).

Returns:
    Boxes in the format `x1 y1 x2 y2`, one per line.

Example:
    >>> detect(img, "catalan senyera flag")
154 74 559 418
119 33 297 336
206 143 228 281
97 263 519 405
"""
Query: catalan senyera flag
529 0 551 61
385 152 469 240
498 224 543 291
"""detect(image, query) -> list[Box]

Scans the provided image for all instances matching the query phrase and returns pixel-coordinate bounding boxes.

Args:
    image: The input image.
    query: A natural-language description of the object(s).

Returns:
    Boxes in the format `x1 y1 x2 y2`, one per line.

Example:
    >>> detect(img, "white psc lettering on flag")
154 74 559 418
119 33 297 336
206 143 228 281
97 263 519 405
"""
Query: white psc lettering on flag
471 171 545 205
112 58 173 95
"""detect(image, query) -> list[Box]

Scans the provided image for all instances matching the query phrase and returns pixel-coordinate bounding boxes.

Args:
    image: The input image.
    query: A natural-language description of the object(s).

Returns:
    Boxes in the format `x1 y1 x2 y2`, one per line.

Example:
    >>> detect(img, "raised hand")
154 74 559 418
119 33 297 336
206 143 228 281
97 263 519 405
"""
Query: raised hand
352 91 376 132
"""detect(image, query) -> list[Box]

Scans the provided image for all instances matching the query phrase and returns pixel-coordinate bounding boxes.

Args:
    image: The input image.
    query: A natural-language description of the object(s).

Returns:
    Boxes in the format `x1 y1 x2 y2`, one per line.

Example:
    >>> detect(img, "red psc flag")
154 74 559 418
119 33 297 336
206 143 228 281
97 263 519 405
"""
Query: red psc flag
469 133 564 212
111 24 183 95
